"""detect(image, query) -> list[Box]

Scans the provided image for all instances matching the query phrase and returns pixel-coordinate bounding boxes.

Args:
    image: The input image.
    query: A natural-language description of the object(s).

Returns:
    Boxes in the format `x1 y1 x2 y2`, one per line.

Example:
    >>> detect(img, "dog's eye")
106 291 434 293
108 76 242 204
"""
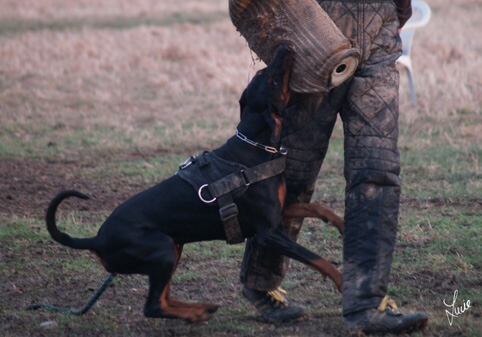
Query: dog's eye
273 79 279 85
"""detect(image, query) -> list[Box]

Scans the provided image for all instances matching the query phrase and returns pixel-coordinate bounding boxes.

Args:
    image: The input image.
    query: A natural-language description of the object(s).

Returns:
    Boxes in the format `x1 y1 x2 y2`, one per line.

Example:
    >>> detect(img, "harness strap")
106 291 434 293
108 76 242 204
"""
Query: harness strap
207 156 286 198
210 155 285 244
196 152 244 244
197 153 286 244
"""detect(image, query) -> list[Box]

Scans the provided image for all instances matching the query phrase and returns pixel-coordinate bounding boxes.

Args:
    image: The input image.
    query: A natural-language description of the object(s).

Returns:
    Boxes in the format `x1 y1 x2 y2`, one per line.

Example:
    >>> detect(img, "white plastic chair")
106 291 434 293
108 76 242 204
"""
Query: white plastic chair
397 1 432 104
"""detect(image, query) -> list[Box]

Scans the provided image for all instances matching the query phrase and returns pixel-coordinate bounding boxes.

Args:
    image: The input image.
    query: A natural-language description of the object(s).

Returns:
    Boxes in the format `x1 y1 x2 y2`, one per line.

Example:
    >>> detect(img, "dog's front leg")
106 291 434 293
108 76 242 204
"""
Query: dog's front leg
257 226 342 292
284 203 344 234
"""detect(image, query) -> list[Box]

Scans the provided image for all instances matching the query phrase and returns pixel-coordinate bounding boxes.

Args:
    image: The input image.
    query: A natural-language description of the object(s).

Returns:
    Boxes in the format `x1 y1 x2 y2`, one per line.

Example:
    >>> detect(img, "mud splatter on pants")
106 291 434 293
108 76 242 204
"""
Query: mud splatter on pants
240 0 403 316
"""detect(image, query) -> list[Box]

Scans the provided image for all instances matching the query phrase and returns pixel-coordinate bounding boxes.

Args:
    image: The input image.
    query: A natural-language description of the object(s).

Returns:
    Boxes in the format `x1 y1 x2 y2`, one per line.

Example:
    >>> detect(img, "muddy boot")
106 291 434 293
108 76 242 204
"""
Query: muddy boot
242 286 310 323
345 296 428 335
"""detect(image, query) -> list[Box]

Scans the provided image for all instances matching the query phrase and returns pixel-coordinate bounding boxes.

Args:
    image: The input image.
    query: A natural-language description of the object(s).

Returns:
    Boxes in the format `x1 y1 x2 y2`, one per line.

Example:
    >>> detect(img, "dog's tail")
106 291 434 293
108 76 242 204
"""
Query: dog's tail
46 190 99 251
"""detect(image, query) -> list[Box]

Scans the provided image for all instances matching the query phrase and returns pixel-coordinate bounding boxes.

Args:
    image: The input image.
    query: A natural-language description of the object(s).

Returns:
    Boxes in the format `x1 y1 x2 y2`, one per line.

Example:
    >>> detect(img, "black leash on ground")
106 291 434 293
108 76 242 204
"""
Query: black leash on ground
26 274 115 315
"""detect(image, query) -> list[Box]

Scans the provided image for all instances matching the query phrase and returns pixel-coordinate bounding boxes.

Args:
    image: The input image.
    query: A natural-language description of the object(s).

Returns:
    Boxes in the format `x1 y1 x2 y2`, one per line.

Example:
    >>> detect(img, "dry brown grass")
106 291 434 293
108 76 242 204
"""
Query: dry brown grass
0 0 265 154
1 0 481 156
1 0 481 153
399 0 482 122
1 0 227 20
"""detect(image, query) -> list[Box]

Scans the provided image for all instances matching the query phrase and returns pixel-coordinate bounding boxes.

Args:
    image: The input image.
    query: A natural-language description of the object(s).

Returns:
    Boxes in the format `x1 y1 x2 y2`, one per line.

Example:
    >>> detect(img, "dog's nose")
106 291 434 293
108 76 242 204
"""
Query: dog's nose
268 45 294 72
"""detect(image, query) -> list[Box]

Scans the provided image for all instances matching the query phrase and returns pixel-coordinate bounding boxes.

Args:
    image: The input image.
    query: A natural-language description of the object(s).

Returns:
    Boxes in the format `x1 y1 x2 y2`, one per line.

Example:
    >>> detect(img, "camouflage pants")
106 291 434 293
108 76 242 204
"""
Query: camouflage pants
240 0 402 316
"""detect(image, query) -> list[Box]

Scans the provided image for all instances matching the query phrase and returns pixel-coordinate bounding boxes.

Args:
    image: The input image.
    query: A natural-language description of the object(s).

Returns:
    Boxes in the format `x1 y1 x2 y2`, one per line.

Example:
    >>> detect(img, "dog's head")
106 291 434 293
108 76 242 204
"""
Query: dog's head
239 45 293 143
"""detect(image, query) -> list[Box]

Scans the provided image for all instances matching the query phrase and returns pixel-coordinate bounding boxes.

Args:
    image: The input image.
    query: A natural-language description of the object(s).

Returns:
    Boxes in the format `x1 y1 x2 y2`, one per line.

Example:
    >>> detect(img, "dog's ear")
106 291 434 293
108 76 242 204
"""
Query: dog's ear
262 109 283 144
239 89 248 119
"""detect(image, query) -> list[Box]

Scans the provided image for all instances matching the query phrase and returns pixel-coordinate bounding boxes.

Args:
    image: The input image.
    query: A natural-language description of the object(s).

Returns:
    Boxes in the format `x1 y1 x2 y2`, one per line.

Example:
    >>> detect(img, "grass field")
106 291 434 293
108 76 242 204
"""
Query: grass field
1 0 481 336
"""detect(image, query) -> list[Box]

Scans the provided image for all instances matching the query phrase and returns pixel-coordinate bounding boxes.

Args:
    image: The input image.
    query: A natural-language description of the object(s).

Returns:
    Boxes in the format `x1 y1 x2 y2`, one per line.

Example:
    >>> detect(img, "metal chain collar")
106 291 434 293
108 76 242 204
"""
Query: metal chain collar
235 129 287 155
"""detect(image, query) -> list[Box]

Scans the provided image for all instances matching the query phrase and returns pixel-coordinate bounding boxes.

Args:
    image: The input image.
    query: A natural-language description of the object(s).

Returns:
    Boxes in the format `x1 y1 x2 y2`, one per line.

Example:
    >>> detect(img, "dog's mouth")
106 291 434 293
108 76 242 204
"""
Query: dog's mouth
272 45 294 86
281 52 293 97
269 44 294 110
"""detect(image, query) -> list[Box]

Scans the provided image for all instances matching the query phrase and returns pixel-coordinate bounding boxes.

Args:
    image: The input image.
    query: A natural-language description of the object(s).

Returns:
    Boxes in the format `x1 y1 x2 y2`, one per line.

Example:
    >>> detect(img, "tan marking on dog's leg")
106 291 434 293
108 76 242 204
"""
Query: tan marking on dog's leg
158 277 214 322
284 203 344 234
305 257 343 293
159 244 219 321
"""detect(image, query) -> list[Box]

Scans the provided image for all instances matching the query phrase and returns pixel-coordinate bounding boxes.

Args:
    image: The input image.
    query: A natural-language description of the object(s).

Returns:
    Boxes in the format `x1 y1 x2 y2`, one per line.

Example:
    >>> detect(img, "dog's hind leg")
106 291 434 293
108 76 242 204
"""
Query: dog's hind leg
142 235 178 319
163 244 219 314
143 238 218 323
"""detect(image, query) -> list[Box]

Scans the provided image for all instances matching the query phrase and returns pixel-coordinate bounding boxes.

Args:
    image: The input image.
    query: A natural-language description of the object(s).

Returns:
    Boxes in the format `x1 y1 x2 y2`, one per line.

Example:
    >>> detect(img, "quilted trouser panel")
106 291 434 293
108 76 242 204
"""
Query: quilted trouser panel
328 0 403 316
240 0 403 308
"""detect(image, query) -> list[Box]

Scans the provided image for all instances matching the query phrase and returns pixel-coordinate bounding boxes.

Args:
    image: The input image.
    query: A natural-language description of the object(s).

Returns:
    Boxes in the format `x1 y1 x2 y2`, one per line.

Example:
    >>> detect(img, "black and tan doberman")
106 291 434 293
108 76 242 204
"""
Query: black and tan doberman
35 45 343 323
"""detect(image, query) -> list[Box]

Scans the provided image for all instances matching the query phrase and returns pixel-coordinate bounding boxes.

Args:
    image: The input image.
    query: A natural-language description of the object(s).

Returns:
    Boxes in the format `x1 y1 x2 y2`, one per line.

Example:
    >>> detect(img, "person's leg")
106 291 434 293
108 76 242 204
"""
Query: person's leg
241 0 428 331
240 84 349 321
328 0 403 315
324 0 428 333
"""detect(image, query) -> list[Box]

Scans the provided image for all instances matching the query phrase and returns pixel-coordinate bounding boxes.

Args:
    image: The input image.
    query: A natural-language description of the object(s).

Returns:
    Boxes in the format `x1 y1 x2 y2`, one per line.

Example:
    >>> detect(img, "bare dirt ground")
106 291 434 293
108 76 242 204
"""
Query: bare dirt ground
0 153 160 217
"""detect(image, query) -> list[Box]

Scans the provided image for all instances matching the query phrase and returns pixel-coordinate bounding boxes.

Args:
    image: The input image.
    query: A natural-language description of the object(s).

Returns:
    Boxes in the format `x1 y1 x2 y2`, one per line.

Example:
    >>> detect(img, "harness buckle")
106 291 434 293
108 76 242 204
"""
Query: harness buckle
179 155 196 170
240 170 251 186
219 203 239 222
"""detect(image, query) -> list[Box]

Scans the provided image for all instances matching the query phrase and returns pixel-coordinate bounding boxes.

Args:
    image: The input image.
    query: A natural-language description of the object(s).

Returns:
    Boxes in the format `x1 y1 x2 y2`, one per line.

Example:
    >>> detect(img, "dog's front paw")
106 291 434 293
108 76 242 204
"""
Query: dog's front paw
205 303 220 314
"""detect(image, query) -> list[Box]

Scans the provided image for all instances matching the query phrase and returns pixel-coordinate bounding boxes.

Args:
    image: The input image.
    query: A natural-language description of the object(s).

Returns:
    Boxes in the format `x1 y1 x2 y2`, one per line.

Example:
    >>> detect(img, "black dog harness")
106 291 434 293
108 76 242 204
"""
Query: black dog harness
176 147 286 244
